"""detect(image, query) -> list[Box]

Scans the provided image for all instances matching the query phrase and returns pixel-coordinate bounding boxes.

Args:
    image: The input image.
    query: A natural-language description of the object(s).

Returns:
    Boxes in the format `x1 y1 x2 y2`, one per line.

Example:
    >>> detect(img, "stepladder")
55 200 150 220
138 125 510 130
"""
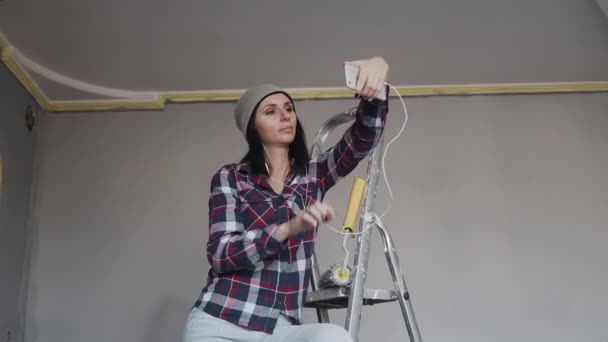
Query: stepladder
303 106 423 342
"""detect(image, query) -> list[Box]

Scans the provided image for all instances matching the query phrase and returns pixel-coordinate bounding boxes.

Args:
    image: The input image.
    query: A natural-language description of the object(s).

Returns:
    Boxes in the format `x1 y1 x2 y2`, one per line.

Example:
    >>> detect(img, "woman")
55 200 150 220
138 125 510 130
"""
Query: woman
183 56 390 341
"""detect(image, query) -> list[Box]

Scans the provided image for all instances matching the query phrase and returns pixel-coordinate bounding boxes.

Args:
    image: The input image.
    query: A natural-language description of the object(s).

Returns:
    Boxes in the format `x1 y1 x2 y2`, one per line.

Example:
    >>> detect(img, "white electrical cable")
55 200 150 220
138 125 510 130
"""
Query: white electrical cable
11 49 158 100
379 83 408 218
323 82 409 236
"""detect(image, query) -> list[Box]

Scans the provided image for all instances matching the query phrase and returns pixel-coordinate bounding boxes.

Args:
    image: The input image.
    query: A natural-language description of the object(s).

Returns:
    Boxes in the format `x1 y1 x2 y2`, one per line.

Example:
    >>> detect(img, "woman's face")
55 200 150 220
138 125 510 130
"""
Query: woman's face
253 93 297 147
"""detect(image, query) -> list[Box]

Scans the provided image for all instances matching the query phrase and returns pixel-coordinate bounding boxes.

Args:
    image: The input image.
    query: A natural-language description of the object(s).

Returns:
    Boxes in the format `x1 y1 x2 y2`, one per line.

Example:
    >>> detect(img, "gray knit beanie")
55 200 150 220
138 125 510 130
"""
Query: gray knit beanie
234 84 294 139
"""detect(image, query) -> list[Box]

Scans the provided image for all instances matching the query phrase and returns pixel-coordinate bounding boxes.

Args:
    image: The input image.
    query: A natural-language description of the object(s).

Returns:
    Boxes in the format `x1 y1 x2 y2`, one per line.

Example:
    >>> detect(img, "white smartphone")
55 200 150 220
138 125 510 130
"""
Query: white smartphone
344 63 386 101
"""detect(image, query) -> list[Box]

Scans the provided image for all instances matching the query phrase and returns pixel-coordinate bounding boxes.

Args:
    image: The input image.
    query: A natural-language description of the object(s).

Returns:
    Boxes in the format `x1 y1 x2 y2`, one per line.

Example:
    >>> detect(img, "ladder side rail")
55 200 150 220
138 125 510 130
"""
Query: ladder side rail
374 217 423 342
344 137 384 341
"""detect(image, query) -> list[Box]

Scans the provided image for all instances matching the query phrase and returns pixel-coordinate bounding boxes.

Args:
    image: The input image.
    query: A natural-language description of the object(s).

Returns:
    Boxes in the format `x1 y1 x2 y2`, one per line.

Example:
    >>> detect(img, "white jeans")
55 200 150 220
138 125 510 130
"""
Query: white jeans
182 307 353 342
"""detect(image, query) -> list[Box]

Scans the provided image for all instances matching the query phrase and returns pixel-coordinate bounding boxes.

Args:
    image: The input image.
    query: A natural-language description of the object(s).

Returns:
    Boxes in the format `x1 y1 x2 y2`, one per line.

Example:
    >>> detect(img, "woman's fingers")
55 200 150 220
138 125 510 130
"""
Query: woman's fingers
290 201 337 236
307 203 324 226
353 57 389 100
355 70 368 95
358 72 382 99
323 205 336 223
365 75 380 99
301 212 318 229
347 57 389 100
306 201 335 224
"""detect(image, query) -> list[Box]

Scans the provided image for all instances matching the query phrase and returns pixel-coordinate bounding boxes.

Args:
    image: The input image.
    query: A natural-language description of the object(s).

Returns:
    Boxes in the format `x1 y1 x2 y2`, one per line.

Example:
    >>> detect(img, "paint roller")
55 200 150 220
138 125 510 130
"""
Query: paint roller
319 177 367 288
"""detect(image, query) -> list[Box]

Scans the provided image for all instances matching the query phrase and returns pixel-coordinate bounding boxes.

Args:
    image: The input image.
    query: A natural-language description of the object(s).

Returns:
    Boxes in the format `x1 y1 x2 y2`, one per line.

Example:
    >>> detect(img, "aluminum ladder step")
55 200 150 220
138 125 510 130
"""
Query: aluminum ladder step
304 287 398 309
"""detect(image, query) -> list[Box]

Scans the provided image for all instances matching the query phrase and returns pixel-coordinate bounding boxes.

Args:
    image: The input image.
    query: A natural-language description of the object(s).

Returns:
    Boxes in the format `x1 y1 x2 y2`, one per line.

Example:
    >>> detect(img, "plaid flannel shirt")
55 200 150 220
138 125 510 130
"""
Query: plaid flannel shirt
194 98 389 334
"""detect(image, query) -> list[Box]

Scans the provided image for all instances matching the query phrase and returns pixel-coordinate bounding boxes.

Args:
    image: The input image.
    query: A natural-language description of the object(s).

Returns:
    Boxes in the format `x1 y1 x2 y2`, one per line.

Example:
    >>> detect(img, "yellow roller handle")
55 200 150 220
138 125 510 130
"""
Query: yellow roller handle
341 178 367 233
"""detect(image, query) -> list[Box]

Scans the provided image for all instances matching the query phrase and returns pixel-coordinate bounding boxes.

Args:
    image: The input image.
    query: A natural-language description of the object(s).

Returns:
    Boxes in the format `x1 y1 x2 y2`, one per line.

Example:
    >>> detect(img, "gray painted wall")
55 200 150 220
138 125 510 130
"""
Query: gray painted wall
0 64 36 341
24 92 608 342
9 1 608 341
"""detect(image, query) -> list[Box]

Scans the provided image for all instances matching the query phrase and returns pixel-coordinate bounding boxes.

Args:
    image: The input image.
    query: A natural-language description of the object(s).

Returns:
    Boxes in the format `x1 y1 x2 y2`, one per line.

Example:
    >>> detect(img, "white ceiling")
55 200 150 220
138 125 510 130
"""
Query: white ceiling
1 0 608 104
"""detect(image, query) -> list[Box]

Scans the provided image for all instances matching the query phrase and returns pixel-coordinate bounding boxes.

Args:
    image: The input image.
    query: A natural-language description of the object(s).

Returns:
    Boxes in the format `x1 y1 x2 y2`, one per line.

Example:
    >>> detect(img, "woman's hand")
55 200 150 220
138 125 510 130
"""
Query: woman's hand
278 201 336 240
345 56 389 100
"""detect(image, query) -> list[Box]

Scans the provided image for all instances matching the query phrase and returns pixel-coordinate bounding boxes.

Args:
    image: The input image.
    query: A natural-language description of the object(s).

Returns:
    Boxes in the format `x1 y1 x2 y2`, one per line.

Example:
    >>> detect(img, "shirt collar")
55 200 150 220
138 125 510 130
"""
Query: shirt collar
236 162 252 175
236 161 301 196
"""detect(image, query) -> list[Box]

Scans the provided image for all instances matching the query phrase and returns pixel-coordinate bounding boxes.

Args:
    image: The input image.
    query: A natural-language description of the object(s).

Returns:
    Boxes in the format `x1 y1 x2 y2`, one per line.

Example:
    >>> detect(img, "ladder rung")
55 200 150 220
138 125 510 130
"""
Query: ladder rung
304 287 398 309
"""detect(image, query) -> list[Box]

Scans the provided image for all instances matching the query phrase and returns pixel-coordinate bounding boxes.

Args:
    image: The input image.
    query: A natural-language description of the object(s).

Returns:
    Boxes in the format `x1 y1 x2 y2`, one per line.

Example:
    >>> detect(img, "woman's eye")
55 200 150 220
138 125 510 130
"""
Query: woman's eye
265 110 275 115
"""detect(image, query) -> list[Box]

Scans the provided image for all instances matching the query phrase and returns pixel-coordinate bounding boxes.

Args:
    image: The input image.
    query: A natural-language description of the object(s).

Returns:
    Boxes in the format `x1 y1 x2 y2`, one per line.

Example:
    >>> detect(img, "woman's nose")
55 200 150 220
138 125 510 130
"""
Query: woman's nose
280 109 291 121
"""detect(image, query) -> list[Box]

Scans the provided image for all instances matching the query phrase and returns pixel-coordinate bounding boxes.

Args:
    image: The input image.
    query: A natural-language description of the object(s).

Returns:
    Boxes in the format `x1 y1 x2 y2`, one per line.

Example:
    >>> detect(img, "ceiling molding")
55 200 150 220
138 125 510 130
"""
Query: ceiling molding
2 33 608 113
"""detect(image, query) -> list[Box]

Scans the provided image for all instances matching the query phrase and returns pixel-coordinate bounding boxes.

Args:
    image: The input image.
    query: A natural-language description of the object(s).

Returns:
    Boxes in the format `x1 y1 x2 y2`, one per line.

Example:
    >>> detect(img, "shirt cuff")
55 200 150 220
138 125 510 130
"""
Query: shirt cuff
359 96 388 117
361 84 389 105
